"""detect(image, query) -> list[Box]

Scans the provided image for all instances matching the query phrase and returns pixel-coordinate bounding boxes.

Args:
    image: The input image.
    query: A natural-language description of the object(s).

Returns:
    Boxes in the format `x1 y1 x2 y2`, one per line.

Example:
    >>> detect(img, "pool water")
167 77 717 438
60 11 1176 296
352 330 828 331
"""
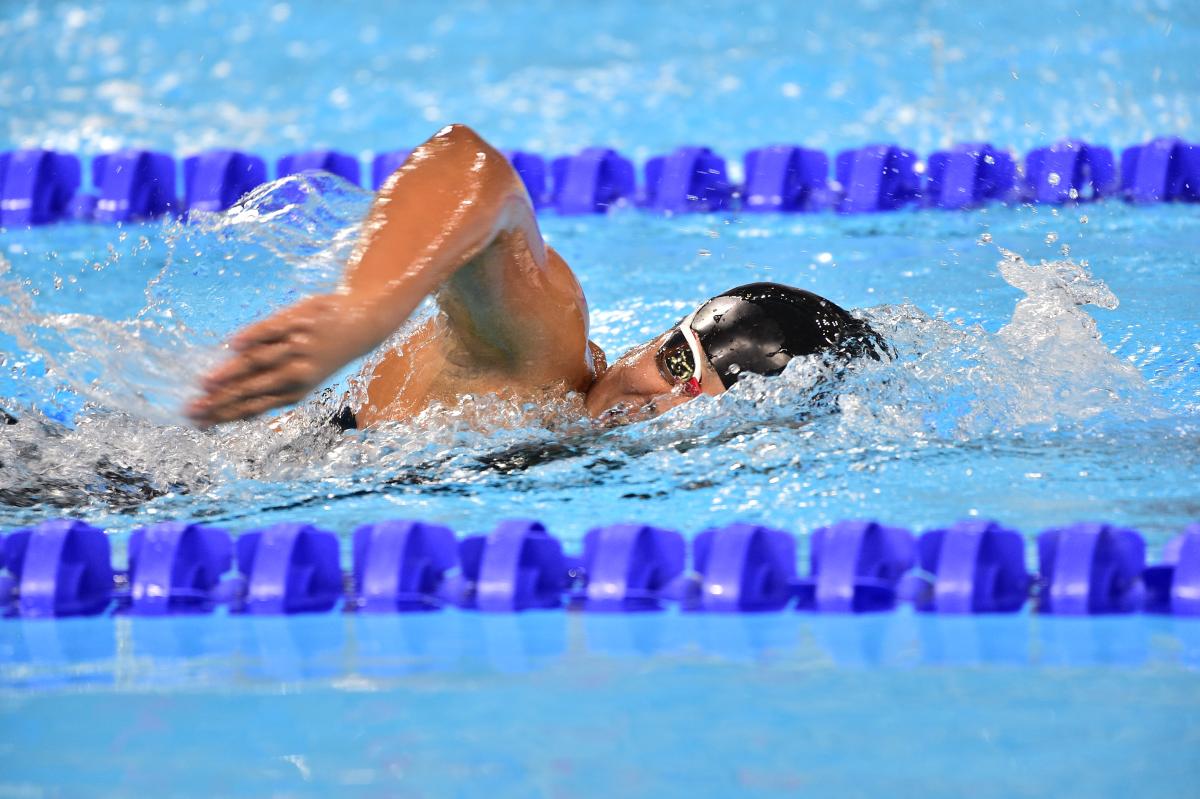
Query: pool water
2 0 1199 797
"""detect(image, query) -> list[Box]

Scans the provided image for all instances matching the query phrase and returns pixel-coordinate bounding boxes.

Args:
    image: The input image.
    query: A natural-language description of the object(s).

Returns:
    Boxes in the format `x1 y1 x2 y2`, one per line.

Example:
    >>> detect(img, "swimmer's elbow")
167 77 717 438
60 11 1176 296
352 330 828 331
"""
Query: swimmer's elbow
432 124 525 193
381 124 532 236
436 123 488 148
433 124 502 170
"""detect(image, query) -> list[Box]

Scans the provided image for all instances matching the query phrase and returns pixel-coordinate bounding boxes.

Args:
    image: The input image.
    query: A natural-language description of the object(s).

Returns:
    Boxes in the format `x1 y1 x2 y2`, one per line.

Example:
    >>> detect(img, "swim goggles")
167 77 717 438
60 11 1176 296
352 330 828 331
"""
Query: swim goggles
655 309 705 396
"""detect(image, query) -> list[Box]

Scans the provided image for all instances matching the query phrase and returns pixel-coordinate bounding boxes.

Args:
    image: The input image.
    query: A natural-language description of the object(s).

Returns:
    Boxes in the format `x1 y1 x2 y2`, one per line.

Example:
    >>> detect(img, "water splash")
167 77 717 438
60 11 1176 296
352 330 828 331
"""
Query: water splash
0 173 370 426
0 199 1170 523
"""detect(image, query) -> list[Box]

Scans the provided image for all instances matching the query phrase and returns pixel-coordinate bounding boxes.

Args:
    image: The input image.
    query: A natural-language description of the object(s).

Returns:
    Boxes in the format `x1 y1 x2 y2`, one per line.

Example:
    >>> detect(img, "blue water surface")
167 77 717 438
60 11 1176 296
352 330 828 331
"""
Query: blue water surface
2 1 1199 797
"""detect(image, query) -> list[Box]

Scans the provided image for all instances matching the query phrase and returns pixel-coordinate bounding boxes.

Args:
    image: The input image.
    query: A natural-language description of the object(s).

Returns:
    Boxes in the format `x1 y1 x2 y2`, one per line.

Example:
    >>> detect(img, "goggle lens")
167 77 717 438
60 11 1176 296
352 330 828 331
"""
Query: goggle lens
657 330 696 383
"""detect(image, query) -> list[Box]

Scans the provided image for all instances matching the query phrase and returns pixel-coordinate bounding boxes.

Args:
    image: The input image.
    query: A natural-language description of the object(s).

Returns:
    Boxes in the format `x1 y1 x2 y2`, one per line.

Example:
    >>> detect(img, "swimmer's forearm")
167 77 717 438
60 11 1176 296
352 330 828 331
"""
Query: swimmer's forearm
188 125 540 428
335 124 537 356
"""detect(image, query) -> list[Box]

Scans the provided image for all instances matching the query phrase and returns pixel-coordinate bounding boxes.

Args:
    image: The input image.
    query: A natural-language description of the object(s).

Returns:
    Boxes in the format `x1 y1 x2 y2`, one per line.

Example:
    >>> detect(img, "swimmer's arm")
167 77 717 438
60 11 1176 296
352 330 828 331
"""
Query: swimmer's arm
187 124 587 427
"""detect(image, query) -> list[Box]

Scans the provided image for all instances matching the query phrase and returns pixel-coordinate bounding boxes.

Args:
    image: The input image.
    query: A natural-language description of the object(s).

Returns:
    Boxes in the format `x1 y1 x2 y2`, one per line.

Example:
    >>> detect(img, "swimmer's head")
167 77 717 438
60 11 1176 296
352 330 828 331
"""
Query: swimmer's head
583 282 886 422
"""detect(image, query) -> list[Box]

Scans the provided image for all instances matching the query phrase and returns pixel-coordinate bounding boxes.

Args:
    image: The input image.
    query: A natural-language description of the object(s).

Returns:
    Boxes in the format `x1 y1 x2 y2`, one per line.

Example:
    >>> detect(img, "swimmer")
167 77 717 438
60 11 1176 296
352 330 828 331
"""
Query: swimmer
185 124 884 430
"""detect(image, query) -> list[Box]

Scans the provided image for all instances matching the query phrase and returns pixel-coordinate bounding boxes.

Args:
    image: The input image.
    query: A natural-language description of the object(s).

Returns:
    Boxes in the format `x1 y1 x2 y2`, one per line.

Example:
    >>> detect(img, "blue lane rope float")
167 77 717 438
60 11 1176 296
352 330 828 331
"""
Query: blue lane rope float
1121 137 1200 204
276 149 360 187
905 520 1030 613
742 144 829 212
642 146 733 213
835 144 920 213
0 149 81 227
183 150 267 213
923 143 1016 210
2 516 1198 619
550 147 636 214
4 135 1195 228
1022 139 1116 204
91 149 177 223
795 520 914 613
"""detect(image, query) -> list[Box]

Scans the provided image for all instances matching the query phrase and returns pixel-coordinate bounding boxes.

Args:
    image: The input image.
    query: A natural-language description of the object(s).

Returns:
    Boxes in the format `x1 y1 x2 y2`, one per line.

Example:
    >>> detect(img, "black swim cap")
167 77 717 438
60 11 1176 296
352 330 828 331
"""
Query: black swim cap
689 282 885 388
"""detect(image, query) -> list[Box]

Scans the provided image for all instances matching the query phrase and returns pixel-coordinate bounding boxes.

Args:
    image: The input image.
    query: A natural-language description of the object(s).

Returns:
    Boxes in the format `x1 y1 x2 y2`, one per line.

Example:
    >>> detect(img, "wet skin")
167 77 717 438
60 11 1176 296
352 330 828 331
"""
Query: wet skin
186 124 724 429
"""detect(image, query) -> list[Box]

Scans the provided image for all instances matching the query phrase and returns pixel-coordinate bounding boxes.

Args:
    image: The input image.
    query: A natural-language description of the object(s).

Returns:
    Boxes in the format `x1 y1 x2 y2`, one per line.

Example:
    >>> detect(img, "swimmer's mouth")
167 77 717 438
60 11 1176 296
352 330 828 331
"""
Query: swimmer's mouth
597 400 660 428
597 403 635 427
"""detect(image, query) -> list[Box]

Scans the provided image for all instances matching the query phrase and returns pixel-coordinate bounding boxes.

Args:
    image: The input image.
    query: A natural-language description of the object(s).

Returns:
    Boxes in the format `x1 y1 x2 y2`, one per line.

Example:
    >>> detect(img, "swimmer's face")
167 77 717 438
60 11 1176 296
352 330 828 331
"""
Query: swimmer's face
584 326 725 424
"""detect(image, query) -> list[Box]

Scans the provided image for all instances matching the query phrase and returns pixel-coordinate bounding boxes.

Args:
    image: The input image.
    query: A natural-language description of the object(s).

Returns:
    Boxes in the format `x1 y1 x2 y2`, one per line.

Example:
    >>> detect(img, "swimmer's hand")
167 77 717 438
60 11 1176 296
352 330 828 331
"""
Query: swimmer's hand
186 293 380 428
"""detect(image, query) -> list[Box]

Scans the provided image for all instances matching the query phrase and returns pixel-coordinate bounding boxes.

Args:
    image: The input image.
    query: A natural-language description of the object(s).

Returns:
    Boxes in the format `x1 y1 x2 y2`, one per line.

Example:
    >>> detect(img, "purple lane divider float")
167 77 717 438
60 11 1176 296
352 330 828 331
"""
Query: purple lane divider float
126 522 232 615
0 149 81 227
1143 525 1200 616
575 523 685 611
1120 137 1200 204
69 192 97 221
235 522 343 615
183 150 268 213
3 516 1199 619
835 144 920 212
1023 139 1116 204
91 149 177 222
795 520 914 612
1037 522 1145 614
924 143 1016 209
643 146 732 213
908 520 1029 613
742 145 829 212
277 149 361 186
687 523 796 612
2 519 112 618
351 519 458 612
5 134 1197 227
458 520 568 611
550 147 635 214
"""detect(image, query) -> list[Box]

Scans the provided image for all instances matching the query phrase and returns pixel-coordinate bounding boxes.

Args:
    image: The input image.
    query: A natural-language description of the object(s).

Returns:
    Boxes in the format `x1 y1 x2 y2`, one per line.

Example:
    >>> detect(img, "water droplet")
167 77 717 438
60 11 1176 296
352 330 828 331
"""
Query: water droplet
697 248 711 257
1045 232 1058 245
977 232 993 245
1079 215 1088 224
1047 172 1061 186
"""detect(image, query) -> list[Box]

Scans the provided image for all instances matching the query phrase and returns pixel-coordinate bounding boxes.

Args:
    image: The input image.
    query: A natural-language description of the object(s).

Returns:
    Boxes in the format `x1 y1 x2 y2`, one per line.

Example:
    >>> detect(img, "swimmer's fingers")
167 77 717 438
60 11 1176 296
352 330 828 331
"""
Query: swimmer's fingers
197 392 293 427
188 362 316 427
202 341 299 390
